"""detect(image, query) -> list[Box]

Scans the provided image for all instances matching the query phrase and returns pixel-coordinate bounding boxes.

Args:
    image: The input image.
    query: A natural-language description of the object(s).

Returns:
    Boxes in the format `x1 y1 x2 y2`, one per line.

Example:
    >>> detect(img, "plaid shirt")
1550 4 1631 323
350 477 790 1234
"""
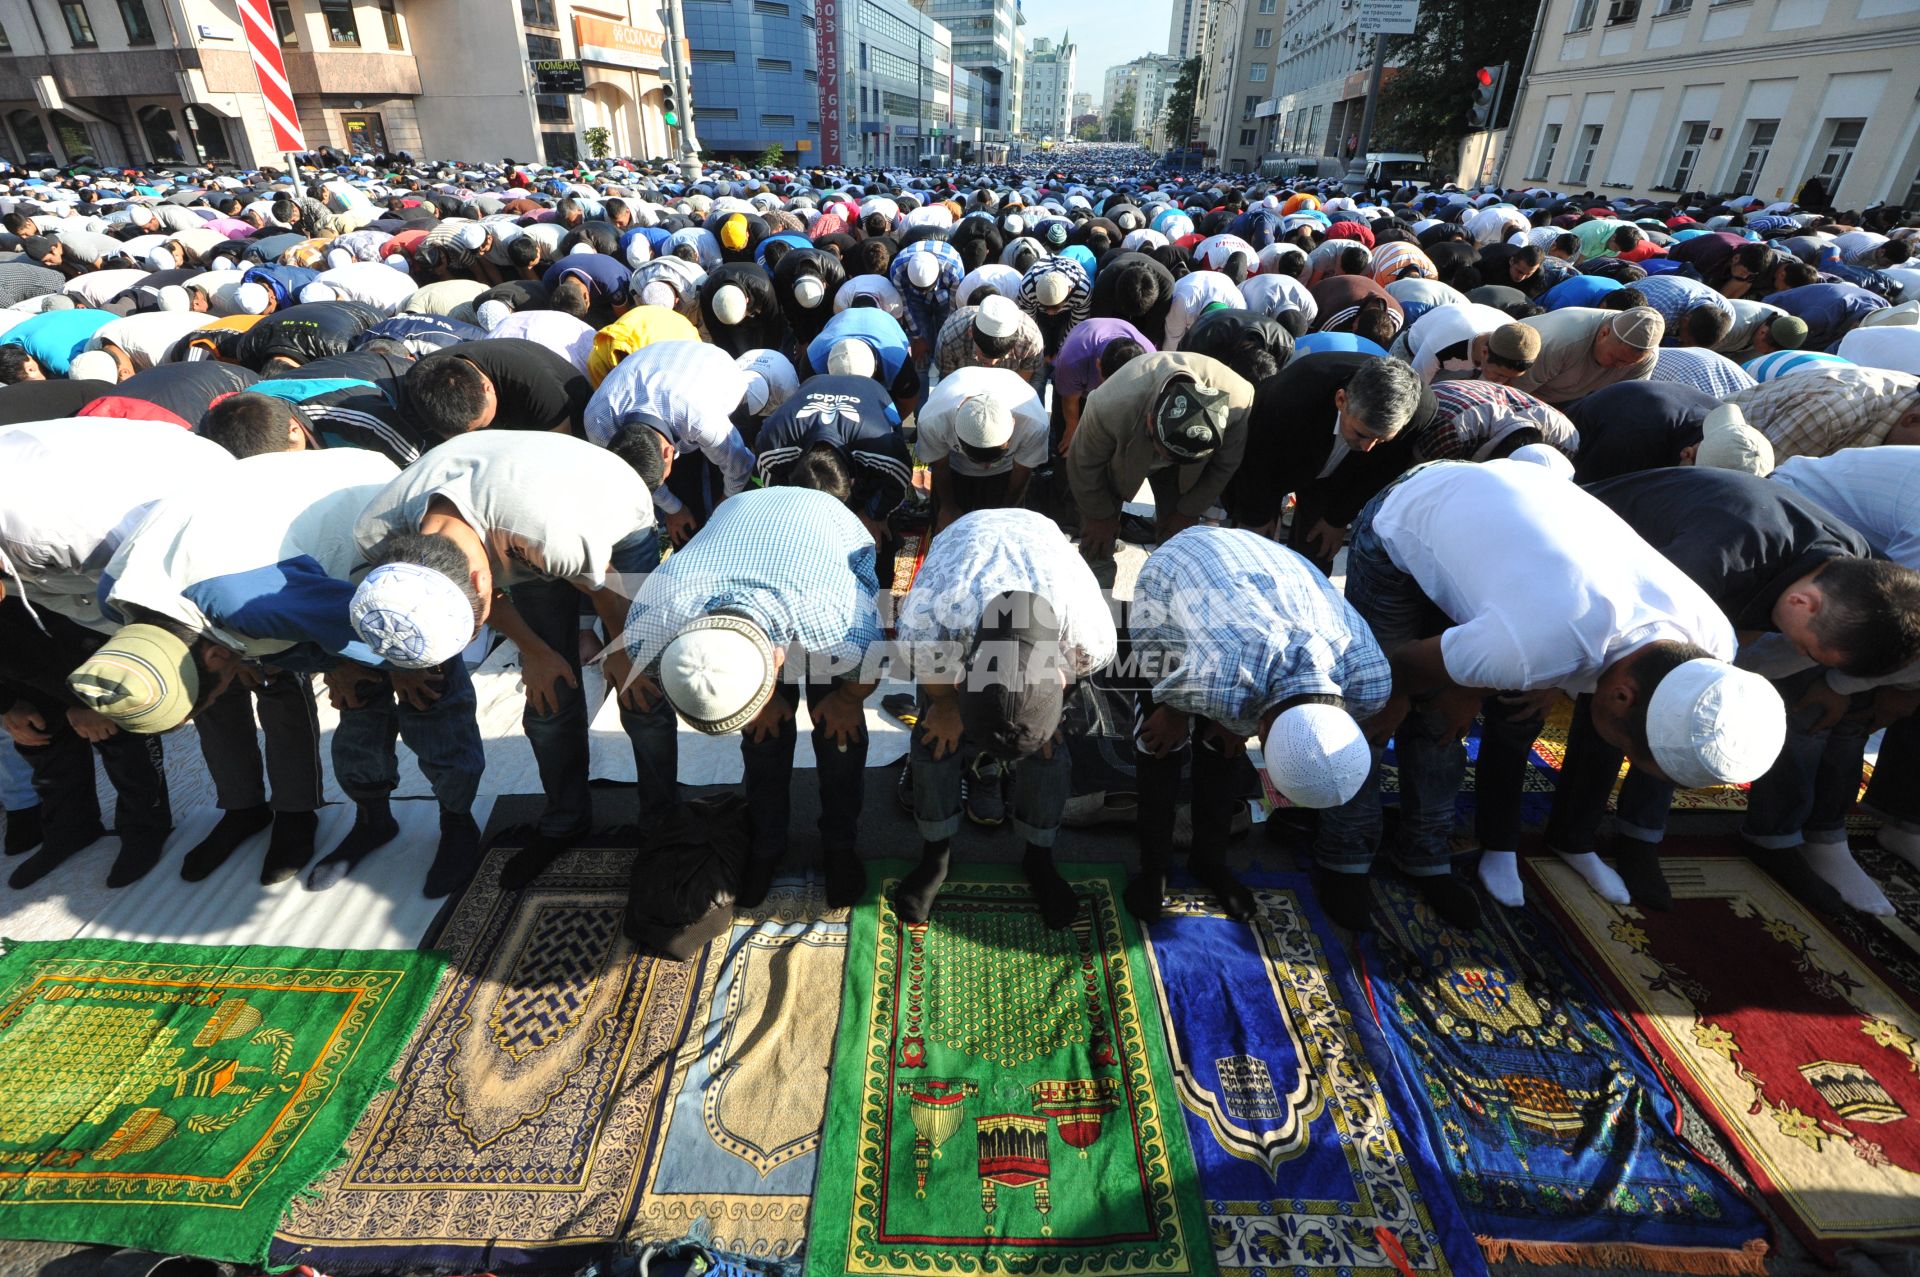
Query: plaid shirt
623 487 882 673
1729 365 1920 461
1648 346 1757 399
933 306 1046 386
1634 275 1734 334
1415 380 1576 462
1129 527 1391 736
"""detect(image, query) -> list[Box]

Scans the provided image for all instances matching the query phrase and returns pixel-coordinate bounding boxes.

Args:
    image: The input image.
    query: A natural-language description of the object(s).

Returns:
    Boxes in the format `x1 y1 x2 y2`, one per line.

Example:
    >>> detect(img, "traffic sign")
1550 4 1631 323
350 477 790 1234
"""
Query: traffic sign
1355 0 1419 34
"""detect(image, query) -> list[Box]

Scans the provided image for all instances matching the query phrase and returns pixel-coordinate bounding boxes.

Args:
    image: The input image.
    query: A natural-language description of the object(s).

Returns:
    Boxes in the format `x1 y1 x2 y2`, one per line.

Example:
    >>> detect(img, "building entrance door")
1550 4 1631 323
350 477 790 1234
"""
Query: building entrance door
341 112 388 154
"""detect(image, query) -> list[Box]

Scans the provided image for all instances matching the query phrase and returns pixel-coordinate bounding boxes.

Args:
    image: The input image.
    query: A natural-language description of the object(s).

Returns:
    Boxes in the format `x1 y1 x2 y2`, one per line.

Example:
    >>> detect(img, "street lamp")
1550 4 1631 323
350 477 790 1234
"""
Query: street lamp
1210 0 1242 170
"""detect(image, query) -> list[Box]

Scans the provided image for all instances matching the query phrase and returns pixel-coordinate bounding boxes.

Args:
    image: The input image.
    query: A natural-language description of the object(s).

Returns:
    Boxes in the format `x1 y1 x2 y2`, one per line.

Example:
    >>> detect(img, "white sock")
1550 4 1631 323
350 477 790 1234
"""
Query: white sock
1880 821 1920 872
1557 850 1631 905
1804 841 1894 915
1476 850 1524 907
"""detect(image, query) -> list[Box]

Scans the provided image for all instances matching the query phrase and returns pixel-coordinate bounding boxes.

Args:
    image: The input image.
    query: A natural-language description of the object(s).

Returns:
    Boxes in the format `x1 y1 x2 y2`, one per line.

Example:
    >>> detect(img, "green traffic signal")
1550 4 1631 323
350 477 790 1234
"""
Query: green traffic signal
665 109 680 126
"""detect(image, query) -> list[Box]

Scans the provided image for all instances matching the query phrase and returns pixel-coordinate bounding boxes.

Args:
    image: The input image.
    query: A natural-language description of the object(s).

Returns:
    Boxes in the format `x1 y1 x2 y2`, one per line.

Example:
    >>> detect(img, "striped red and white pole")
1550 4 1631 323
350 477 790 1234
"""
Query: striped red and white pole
235 0 306 153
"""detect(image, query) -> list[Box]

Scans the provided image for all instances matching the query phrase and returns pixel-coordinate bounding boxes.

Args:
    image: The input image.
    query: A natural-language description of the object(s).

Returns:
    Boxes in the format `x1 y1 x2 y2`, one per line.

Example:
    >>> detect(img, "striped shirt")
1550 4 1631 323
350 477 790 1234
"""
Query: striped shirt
1414 380 1577 463
623 487 882 674
1742 349 1854 382
584 340 756 515
1648 346 1757 399
1130 527 1391 736
1728 365 1920 461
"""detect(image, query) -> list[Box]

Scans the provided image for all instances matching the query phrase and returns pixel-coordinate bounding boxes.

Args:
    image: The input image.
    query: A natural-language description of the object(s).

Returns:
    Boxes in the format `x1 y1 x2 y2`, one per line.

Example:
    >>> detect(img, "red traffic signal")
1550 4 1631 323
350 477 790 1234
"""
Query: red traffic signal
1475 66 1495 86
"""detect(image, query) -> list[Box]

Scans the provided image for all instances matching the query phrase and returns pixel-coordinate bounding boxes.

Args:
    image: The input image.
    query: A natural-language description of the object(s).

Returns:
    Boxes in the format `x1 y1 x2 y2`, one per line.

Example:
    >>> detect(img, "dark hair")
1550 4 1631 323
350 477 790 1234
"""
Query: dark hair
404 353 492 439
550 275 592 318
1621 639 1717 756
1352 303 1398 347
0 345 38 384
1883 240 1912 265
507 236 542 269
1113 265 1160 315
198 392 304 457
1681 302 1733 347
1228 347 1279 382
1609 225 1643 252
1221 252 1251 285
786 440 855 504
973 320 1017 358
672 243 702 264
1337 244 1371 276
861 211 891 238
1 211 31 234
1552 232 1580 256
364 530 485 629
1810 558 1920 678
1729 243 1774 276
1007 243 1041 275
761 240 793 271
1599 287 1646 312
1098 338 1146 380
556 196 584 222
1776 259 1819 290
607 421 671 489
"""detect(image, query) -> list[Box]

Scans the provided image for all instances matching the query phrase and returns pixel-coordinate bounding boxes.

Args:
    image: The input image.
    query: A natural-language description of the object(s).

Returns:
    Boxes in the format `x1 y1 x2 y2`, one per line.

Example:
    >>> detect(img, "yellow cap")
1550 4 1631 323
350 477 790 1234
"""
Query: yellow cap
67 624 198 734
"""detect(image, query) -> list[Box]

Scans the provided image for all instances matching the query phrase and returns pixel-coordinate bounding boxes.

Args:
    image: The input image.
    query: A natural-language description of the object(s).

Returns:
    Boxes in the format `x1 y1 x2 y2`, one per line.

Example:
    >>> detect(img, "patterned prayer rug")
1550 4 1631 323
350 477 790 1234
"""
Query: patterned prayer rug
807 862 1217 1277
1140 874 1485 1277
1359 878 1771 1274
1528 853 1920 1263
0 938 443 1265
626 882 849 1264
273 844 710 1275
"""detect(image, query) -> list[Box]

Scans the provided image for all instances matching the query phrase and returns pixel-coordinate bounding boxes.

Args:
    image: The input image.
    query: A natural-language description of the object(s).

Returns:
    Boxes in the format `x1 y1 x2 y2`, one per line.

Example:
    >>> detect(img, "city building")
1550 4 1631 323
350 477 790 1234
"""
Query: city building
0 0 426 168
1165 0 1209 60
679 0 822 158
1202 0 1342 173
1020 32 1074 141
1071 89 1092 119
1256 0 1378 173
1102 61 1140 131
917 0 1024 159
1503 0 1920 207
1101 52 1182 146
843 0 974 167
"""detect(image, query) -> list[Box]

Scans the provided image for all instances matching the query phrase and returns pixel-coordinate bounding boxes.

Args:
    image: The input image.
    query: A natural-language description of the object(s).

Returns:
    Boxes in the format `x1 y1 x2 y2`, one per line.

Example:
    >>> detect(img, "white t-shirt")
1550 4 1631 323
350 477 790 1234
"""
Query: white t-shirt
914 365 1049 476
1370 458 1733 694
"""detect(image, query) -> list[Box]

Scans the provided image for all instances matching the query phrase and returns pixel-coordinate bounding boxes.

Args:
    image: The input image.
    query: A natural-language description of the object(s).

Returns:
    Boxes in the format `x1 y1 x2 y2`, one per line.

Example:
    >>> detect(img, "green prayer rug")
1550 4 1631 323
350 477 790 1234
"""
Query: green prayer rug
0 938 444 1265
809 862 1217 1277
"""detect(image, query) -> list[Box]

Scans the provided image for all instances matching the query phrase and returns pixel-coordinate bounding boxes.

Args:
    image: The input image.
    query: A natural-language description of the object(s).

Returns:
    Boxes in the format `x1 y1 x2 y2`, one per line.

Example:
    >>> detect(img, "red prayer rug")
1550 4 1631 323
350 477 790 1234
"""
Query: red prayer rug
1528 853 1920 1262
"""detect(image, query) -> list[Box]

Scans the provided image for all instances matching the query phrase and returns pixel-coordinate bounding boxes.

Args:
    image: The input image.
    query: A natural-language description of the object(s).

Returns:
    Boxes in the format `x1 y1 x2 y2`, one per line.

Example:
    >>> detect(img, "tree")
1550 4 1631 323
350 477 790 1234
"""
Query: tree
1072 113 1102 141
756 142 786 168
1105 93 1136 144
583 126 612 161
1160 57 1202 152
1373 0 1533 165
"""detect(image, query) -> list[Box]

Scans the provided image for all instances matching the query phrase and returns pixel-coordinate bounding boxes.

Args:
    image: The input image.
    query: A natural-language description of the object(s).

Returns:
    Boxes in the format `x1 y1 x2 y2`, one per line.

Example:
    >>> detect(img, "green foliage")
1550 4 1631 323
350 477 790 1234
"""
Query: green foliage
1374 0 1534 162
582 126 612 160
1105 93 1136 143
756 142 787 168
1160 57 1202 149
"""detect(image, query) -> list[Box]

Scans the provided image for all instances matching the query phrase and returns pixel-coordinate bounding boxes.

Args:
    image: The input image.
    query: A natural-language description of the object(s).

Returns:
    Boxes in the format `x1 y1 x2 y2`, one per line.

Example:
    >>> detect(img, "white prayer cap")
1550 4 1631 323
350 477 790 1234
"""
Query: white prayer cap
906 252 940 289
641 280 678 309
349 562 476 670
956 395 1014 450
68 349 120 383
1695 404 1774 475
711 282 748 326
476 299 513 330
975 294 1021 339
456 222 488 250
827 338 876 378
792 274 827 309
299 281 339 305
156 285 189 313
1264 703 1370 808
741 370 771 415
1507 442 1575 478
234 281 272 314
1032 271 1071 308
735 348 798 412
145 247 176 272
384 253 410 270
324 246 354 270
661 614 777 734
1646 659 1785 790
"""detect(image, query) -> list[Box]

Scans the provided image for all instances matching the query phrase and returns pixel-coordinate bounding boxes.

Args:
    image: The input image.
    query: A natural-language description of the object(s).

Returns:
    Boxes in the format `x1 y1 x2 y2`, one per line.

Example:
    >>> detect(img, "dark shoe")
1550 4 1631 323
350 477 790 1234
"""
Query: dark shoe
962 754 1007 827
498 824 588 892
893 841 950 924
1315 869 1375 932
1123 857 1171 925
4 804 43 856
181 805 272 882
107 830 170 888
1412 872 1483 931
260 810 319 885
425 810 481 899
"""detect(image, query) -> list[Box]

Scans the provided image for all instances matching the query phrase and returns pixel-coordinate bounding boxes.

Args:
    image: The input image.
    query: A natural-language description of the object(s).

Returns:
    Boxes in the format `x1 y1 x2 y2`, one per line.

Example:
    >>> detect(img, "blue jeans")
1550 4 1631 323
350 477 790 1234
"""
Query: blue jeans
511 542 678 834
741 679 867 864
0 737 35 810
912 687 1072 847
1743 668 1872 849
1314 474 1459 876
331 655 484 816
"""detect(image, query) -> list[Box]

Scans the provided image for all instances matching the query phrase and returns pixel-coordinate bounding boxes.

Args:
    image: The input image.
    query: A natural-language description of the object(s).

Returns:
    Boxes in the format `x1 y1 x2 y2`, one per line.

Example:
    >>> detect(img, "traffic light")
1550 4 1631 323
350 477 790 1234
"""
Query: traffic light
1467 63 1506 130
662 84 680 129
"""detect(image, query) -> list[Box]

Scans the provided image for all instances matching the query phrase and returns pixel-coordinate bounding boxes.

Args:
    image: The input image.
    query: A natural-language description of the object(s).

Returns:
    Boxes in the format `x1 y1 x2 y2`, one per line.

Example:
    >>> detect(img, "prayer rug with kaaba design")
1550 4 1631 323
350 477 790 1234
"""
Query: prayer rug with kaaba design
272 844 708 1275
1140 873 1485 1277
1361 876 1771 1275
0 938 443 1265
807 862 1217 1277
1530 853 1920 1264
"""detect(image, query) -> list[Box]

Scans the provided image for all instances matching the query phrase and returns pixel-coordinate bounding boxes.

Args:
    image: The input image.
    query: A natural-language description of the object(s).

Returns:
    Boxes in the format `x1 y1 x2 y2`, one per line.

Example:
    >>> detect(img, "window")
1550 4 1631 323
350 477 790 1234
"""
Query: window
690 47 735 61
184 105 231 161
1727 117 1775 192
1604 0 1638 23
271 0 298 43
1253 26 1272 45
753 0 789 12
320 0 359 45
526 33 561 57
59 1 96 47
1568 0 1597 28
138 104 184 161
1247 62 1266 81
117 0 153 42
0 22 10 49
1243 93 1260 115
521 0 556 25
700 106 739 119
805 67 816 81
762 112 795 126
1239 127 1257 146
536 93 571 123
379 0 401 47
8 110 50 162
1569 123 1602 182
756 56 792 71
1258 0 1277 12
1529 122 1560 178
1665 120 1707 189
542 130 578 163
1812 118 1863 190
1657 0 1690 13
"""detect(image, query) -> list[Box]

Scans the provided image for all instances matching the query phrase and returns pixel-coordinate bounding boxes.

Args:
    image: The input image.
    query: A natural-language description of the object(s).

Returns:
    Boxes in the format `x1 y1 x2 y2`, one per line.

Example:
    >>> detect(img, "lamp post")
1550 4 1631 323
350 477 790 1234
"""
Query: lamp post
1339 31 1385 193
1211 0 1242 170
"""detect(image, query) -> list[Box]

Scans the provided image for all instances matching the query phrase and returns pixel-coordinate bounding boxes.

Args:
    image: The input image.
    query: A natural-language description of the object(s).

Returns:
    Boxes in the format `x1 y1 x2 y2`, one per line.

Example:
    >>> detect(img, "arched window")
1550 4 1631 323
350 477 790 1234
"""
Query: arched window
6 111 49 164
47 110 93 163
138 104 184 162
183 105 232 163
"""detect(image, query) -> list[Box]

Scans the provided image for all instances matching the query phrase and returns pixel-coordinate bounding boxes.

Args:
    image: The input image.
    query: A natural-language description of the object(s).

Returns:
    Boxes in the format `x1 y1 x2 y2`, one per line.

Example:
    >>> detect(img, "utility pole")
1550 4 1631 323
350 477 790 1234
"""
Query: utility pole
658 0 702 180
1340 32 1387 193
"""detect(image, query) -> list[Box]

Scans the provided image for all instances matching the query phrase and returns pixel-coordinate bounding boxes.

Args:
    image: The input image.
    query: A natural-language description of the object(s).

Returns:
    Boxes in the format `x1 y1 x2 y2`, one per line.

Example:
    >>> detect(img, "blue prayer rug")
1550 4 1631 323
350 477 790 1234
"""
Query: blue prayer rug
1358 878 1771 1274
1141 871 1486 1277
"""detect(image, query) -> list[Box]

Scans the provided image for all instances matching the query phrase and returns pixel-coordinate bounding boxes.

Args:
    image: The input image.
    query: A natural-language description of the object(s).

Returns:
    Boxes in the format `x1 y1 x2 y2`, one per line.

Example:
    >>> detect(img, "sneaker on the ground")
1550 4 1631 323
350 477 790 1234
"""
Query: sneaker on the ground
963 754 1008 827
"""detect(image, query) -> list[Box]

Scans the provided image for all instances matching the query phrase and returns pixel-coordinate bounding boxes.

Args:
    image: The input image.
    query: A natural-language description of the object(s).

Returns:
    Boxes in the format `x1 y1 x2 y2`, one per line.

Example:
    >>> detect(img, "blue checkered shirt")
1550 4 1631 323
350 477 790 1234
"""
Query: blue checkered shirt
1634 274 1734 335
1648 346 1757 399
623 487 882 674
1129 527 1391 736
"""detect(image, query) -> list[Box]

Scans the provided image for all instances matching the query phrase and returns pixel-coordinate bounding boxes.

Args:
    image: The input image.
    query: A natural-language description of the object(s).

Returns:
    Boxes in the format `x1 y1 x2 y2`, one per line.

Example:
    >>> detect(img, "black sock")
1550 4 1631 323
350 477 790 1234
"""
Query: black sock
1316 869 1374 932
182 805 273 882
425 810 480 899
825 844 868 909
1614 839 1673 911
1023 843 1080 930
499 826 583 893
1412 872 1483 931
4 805 43 856
894 840 951 924
107 829 169 889
737 854 778 909
260 810 318 885
305 802 399 892
1191 856 1255 922
1124 854 1171 924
